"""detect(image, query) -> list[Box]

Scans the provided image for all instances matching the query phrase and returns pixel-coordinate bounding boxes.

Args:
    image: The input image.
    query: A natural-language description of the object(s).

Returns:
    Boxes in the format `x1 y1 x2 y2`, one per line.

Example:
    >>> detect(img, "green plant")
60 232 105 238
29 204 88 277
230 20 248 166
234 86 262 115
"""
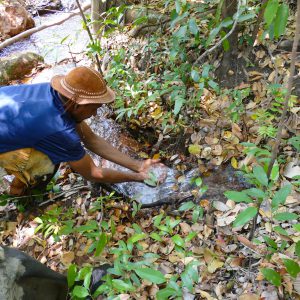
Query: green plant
68 265 94 299
34 206 74 241
251 85 297 138
226 87 250 123
224 143 299 288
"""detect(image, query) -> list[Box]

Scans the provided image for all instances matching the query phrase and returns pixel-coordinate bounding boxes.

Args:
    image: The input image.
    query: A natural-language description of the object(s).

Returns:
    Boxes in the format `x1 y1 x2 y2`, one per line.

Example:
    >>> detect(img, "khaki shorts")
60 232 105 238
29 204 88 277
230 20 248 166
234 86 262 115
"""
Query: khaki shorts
0 148 56 187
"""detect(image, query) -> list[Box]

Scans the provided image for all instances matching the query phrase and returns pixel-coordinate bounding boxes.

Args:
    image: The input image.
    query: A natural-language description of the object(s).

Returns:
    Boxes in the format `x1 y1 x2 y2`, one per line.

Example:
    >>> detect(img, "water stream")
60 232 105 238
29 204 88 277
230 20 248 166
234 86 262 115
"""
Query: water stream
0 1 89 65
88 115 249 206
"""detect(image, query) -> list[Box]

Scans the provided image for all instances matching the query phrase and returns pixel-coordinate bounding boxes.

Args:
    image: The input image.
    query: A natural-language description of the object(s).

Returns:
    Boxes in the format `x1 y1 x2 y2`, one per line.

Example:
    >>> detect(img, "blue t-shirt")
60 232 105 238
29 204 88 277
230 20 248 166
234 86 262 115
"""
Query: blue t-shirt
0 82 85 164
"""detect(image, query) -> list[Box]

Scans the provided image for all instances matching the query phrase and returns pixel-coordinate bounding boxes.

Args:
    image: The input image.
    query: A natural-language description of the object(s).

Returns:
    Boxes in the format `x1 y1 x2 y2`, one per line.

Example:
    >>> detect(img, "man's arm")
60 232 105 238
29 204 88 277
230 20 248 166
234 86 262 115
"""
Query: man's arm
68 153 145 183
76 121 160 173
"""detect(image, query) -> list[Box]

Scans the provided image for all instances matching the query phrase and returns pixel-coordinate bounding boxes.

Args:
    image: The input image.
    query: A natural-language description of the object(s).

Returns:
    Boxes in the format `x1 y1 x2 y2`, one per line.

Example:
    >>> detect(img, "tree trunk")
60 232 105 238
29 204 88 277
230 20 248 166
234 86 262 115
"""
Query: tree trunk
91 0 108 36
216 0 247 88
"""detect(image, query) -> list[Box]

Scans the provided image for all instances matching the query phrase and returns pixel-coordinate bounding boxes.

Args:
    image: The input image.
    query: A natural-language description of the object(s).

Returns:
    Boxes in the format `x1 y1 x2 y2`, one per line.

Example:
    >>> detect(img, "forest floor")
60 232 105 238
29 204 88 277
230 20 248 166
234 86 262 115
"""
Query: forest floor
0 1 300 300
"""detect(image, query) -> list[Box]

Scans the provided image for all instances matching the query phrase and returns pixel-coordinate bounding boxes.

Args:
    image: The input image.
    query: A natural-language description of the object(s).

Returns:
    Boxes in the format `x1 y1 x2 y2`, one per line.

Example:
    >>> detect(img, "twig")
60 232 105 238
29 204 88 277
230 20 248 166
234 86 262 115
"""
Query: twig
0 4 91 51
193 0 242 66
38 185 90 207
75 0 103 76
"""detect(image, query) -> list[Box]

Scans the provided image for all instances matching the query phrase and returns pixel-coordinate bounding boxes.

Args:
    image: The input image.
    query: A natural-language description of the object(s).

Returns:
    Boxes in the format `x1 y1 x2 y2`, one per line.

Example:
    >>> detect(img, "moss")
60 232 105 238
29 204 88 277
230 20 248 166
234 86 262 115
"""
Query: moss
0 52 44 85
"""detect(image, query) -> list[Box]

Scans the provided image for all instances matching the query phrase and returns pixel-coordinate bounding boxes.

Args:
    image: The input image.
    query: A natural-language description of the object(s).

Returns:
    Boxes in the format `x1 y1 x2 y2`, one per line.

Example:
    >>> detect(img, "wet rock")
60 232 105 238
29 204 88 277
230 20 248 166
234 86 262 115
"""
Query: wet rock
27 0 62 16
0 52 44 85
0 3 34 41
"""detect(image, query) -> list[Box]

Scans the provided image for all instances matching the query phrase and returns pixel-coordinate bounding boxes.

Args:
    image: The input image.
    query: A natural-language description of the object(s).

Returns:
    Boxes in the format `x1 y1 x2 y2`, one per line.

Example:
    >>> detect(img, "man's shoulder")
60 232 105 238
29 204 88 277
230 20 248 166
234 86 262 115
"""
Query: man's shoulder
0 82 50 93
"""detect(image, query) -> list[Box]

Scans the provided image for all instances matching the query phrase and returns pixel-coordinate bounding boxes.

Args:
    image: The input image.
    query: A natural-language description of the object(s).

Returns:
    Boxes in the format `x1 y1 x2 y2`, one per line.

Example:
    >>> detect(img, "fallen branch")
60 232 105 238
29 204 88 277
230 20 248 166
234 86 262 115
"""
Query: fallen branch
0 4 91 51
193 0 242 66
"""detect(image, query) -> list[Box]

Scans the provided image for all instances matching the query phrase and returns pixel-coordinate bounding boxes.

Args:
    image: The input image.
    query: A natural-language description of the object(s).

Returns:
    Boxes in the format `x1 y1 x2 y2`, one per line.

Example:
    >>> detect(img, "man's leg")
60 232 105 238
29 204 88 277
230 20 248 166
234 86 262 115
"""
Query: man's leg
0 148 57 196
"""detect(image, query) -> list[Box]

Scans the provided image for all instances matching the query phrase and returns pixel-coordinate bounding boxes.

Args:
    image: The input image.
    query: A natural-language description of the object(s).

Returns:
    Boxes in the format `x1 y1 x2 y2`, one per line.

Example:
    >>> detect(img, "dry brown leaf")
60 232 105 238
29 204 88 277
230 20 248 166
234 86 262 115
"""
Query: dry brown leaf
294 274 300 294
201 147 212 158
248 70 264 77
204 248 224 273
238 293 260 300
211 145 223 156
179 222 191 234
250 75 264 81
61 251 75 266
205 137 219 145
268 70 276 82
232 123 243 140
198 289 218 300
213 201 230 212
230 257 244 268
117 294 131 300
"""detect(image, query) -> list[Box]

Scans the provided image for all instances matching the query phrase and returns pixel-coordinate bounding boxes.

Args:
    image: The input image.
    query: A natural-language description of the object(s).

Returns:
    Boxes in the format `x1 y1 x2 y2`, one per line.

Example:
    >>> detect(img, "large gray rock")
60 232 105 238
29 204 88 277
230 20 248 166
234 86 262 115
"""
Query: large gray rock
0 245 109 300
0 52 44 85
0 3 34 41
0 246 67 300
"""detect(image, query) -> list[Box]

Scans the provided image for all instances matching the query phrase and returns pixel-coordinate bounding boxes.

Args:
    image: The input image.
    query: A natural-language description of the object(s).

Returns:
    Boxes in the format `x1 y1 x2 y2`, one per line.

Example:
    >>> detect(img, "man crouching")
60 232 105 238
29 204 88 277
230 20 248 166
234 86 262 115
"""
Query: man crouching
0 66 161 196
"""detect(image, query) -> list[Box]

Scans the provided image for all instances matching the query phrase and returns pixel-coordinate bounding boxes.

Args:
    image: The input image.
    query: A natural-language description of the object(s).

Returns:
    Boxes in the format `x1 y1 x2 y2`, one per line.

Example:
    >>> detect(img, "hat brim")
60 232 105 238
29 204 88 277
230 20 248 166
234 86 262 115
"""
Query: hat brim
50 75 115 105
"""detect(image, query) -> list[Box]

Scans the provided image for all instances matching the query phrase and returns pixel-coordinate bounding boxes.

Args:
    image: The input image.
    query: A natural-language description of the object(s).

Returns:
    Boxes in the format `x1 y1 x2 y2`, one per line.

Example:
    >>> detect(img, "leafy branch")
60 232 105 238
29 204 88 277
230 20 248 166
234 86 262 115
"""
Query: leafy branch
193 0 242 66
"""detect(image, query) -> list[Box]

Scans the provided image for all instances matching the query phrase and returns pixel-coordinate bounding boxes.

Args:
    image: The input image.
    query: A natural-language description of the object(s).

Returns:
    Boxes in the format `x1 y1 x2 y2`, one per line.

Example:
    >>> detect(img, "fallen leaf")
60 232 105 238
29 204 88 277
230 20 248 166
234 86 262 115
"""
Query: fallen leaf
179 222 191 234
198 289 217 300
204 248 224 273
231 157 238 169
211 145 223 155
188 144 202 155
213 201 230 212
239 293 260 300
61 251 75 266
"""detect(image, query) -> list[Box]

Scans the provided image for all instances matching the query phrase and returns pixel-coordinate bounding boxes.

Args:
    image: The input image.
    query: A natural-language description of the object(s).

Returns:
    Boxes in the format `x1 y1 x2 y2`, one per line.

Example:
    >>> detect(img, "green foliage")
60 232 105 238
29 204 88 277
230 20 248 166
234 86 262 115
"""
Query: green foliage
224 142 299 289
67 265 93 299
264 0 289 39
261 268 281 287
233 207 258 228
34 206 74 241
226 87 250 123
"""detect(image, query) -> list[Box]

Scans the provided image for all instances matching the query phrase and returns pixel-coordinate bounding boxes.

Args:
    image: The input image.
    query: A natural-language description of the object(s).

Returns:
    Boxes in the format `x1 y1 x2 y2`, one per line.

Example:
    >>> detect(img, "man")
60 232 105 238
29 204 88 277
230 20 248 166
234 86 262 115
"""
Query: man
0 66 161 196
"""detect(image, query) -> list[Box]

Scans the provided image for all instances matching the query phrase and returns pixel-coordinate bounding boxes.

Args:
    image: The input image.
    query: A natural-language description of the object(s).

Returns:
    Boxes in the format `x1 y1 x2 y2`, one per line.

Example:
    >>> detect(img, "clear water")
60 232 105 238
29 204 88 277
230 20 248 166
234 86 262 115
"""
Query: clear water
0 3 89 65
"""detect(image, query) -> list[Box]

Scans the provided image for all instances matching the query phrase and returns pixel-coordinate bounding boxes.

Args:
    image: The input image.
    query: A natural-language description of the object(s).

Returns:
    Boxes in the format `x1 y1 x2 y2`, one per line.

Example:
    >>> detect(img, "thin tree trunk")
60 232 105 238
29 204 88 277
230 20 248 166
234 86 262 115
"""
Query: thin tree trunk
91 0 108 37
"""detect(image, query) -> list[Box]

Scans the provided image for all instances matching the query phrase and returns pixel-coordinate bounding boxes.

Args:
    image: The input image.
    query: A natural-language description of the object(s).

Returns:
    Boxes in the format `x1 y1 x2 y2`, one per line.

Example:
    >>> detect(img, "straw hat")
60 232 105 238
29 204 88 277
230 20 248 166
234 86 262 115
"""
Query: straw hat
51 66 115 105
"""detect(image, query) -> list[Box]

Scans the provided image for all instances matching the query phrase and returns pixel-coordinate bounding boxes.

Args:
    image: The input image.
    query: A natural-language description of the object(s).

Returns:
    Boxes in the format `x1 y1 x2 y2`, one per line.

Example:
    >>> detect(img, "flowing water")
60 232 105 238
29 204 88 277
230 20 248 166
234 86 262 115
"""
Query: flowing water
88 114 249 206
0 0 89 65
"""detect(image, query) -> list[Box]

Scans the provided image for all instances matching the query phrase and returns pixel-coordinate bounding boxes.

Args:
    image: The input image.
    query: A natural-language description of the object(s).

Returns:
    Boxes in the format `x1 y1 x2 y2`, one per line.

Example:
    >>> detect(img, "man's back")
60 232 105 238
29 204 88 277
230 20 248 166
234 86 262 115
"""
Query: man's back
0 83 85 164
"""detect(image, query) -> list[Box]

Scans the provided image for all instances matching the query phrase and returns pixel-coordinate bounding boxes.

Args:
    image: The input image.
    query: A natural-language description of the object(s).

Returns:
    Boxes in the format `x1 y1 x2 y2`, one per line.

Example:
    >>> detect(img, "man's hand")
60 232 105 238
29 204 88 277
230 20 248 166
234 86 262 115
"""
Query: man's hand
138 159 167 183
